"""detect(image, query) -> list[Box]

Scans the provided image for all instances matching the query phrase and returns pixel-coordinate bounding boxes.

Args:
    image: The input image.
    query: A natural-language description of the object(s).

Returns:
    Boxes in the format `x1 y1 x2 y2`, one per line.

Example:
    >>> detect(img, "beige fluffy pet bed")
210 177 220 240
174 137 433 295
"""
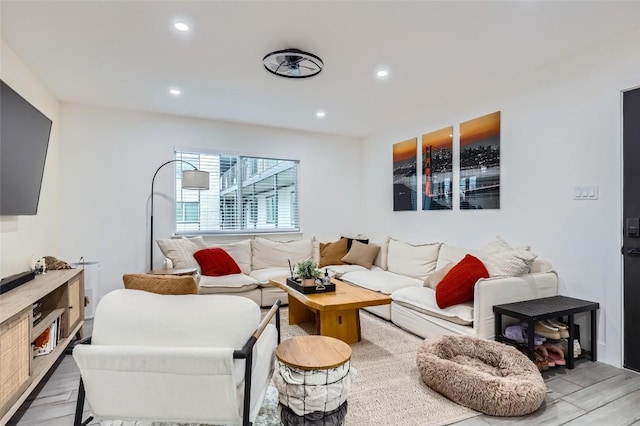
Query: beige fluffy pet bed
416 335 546 416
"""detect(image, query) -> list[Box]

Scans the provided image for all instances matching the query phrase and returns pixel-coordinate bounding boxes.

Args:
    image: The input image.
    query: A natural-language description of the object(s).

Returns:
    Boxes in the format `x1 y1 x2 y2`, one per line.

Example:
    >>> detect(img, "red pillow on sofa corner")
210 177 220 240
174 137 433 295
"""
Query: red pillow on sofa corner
435 254 489 309
193 248 241 276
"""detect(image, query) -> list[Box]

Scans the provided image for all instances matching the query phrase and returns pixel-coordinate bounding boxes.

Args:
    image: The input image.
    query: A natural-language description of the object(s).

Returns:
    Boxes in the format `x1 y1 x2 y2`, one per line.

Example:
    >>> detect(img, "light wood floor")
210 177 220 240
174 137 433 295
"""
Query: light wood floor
8 319 640 426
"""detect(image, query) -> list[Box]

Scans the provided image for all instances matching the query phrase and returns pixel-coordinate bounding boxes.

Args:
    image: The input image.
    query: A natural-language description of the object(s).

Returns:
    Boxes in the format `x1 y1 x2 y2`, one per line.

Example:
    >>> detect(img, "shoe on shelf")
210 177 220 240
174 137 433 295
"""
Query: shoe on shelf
543 343 566 366
505 323 546 345
534 322 561 340
534 345 553 369
544 319 570 338
521 322 547 345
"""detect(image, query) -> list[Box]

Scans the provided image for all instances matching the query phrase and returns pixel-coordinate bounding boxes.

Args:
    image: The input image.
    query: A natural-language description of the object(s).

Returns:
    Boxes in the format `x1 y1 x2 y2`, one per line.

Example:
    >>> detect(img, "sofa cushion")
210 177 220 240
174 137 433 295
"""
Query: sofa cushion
436 255 489 309
326 264 370 278
341 270 422 295
391 287 473 325
198 273 258 290
436 244 482 270
372 236 391 270
341 240 380 269
194 248 241 277
319 238 348 268
250 267 291 286
424 261 455 289
252 238 313 270
156 238 201 270
200 239 252 275
122 274 198 295
387 239 441 281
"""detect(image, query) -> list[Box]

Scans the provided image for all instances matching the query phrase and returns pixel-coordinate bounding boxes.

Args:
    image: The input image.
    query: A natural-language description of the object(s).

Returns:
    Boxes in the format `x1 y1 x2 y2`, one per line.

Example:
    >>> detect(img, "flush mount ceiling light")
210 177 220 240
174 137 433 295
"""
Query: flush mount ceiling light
376 68 390 79
263 48 323 79
173 22 189 32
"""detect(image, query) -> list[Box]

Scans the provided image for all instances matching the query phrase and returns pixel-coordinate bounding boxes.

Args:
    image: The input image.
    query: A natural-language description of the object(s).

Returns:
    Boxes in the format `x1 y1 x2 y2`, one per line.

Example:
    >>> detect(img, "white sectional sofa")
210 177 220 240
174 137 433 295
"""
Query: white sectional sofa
156 235 558 340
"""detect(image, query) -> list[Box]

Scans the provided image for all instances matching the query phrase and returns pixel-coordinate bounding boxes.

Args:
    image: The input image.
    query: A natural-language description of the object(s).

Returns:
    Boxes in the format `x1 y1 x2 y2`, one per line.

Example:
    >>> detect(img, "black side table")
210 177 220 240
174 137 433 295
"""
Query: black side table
493 295 599 369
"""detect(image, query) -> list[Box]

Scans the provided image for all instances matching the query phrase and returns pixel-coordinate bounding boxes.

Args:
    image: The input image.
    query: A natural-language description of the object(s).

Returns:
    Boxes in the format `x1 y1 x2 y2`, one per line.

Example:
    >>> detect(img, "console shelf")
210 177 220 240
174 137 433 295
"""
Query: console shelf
0 269 84 426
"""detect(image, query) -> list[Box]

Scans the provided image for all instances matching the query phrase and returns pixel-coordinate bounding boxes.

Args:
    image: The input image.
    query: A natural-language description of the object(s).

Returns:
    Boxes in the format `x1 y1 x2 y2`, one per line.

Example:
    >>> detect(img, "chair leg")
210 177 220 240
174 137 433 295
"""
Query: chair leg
74 378 94 426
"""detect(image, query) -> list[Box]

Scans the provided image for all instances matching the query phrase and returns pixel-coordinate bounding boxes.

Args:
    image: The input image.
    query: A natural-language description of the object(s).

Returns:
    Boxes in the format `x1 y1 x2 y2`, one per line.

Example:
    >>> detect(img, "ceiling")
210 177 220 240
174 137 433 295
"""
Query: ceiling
2 1 640 138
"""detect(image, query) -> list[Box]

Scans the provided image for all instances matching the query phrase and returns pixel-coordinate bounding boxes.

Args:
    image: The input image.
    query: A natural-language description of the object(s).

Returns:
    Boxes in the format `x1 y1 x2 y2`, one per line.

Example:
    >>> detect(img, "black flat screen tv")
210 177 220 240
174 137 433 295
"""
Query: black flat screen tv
1 80 53 215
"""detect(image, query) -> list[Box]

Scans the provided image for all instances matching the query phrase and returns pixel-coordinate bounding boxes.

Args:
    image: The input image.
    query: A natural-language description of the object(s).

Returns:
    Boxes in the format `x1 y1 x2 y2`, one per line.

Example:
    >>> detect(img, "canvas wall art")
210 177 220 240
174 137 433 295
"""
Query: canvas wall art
422 126 453 210
393 137 417 211
459 111 501 210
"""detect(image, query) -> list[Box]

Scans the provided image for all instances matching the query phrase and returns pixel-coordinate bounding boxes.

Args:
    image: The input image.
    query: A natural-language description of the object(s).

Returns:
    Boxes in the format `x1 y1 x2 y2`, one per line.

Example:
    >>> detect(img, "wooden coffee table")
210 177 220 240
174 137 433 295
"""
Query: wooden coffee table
270 277 391 344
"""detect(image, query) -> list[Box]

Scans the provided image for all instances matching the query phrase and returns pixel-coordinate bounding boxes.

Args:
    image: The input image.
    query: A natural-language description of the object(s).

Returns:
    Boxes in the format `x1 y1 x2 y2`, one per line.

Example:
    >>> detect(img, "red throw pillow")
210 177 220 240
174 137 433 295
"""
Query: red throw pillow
193 248 241 276
435 254 489 309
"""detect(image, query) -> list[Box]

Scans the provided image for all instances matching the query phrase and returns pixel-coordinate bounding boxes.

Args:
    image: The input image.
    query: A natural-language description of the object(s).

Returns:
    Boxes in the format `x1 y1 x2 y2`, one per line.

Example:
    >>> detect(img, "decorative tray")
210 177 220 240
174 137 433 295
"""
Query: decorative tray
286 278 336 294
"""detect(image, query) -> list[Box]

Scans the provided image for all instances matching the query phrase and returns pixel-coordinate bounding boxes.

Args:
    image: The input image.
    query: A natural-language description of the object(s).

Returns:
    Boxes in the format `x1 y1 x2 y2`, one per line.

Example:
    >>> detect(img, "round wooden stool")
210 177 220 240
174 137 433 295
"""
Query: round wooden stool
274 335 352 425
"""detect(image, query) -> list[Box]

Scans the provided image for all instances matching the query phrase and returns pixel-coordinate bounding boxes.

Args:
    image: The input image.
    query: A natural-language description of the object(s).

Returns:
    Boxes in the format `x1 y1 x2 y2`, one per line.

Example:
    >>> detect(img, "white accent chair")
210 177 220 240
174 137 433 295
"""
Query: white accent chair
72 289 281 426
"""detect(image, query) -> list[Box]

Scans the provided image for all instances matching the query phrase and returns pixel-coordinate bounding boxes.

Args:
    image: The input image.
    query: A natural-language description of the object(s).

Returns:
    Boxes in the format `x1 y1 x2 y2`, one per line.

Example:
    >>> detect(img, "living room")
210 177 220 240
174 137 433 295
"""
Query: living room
1 1 639 424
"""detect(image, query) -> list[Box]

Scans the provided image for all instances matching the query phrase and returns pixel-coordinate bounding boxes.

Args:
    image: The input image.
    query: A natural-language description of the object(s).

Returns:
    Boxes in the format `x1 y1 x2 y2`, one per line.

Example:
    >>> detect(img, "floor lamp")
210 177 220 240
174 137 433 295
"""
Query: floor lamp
150 159 210 271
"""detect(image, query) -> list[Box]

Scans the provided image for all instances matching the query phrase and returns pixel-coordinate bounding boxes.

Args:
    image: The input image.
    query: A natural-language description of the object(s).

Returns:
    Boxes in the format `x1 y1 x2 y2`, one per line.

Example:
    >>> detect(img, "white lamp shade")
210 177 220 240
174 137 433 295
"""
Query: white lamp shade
181 170 210 190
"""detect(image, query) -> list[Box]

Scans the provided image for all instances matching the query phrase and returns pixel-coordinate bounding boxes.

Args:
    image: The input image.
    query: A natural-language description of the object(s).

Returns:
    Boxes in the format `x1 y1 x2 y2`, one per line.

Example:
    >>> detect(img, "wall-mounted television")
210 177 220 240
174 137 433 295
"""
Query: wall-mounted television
1 80 53 215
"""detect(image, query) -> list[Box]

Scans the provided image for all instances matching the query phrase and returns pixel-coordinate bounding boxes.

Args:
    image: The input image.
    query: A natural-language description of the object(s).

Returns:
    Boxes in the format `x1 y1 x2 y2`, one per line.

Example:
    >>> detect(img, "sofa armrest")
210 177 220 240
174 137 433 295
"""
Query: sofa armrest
473 271 558 339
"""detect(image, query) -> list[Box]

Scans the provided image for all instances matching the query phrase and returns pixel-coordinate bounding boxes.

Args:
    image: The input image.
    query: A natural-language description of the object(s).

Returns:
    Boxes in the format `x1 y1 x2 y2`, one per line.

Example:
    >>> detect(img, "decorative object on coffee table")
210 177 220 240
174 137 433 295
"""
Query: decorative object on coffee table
416 335 546 416
295 259 320 287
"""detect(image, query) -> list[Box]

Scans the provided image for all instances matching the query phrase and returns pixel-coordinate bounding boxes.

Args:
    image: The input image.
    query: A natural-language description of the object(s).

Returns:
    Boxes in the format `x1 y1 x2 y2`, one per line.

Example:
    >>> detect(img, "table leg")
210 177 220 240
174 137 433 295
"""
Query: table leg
568 315 575 369
288 295 316 325
591 309 598 362
319 309 360 344
494 313 502 341
527 320 535 361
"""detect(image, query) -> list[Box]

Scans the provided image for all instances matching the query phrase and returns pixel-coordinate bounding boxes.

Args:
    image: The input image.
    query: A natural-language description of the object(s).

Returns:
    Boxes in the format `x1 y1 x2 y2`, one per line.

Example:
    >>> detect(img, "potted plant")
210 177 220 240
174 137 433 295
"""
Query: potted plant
296 259 320 287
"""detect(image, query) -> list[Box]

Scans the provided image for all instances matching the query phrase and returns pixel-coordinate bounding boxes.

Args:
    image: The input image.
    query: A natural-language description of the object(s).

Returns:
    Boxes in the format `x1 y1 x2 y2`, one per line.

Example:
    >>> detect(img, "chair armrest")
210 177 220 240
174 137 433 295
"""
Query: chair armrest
235 299 281 358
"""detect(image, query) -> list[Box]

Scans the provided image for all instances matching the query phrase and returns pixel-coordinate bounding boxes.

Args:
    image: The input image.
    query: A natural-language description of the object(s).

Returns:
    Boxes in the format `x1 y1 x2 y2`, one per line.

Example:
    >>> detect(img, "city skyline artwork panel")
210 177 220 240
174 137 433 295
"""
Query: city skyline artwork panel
422 126 453 210
459 111 501 210
393 137 417 211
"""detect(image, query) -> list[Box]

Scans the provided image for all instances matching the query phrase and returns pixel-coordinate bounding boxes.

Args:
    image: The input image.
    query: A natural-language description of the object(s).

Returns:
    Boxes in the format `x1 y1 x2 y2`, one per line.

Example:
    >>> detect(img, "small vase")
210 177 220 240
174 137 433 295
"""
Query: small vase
302 278 316 287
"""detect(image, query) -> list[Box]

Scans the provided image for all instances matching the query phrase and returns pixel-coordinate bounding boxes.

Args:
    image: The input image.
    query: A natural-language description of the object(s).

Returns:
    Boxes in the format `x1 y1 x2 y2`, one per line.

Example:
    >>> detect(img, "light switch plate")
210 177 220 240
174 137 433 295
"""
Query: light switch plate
574 185 598 200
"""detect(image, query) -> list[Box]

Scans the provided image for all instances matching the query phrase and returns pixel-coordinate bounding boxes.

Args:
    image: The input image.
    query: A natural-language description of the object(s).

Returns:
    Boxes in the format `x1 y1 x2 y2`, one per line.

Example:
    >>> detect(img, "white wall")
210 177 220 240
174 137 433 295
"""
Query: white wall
0 39 61 278
58 104 362 301
360 28 640 367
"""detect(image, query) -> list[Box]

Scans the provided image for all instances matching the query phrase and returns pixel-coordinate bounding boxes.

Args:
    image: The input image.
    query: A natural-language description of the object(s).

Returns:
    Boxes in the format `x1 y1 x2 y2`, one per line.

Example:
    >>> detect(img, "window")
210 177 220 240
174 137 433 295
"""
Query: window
266 195 275 223
175 150 300 234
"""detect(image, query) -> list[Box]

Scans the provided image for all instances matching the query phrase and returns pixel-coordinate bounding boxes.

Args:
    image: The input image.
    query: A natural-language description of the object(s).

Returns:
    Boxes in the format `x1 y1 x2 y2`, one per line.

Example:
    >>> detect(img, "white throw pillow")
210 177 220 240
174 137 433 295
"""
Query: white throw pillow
372 236 391 270
435 244 482 270
207 239 252 275
156 238 200 270
251 238 313 270
480 236 537 277
386 239 441 281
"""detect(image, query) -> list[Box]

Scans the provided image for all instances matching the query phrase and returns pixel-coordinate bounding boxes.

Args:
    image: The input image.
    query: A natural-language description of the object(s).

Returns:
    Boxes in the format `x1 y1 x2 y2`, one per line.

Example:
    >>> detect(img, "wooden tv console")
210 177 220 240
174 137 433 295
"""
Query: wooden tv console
0 269 84 425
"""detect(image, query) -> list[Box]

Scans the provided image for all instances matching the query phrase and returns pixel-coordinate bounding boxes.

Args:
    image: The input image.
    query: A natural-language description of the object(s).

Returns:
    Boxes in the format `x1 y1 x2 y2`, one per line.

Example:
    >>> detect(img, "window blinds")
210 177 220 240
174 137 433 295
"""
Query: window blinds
175 150 299 234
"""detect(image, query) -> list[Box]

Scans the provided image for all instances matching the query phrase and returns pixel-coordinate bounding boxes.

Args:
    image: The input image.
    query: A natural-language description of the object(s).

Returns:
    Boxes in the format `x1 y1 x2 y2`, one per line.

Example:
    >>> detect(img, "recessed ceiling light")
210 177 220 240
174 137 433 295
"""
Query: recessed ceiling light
169 88 182 96
174 22 189 32
376 69 390 79
316 111 326 118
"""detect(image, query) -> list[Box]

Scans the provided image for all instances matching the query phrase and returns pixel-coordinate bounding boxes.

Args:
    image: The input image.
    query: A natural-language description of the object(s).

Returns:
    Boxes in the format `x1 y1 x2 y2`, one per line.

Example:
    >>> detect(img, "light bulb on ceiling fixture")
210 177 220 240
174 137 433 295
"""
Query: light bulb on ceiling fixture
174 22 190 32
169 88 182 96
316 111 326 118
376 69 390 79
